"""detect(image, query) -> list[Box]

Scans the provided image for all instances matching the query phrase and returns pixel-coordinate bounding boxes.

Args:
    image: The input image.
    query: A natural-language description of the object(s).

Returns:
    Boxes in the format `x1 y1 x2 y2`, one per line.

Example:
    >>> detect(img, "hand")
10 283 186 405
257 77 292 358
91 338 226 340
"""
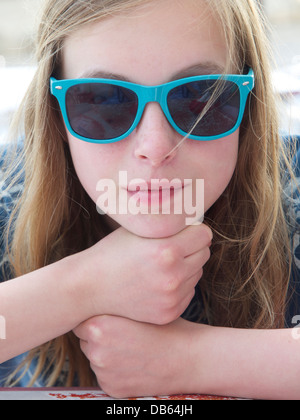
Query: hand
73 315 199 398
83 224 212 325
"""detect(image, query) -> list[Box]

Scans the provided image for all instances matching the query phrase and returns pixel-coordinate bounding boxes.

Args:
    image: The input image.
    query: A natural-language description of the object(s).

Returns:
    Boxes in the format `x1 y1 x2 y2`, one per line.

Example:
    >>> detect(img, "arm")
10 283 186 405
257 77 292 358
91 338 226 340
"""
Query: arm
0 224 212 363
74 316 300 400
195 324 300 400
0 254 91 363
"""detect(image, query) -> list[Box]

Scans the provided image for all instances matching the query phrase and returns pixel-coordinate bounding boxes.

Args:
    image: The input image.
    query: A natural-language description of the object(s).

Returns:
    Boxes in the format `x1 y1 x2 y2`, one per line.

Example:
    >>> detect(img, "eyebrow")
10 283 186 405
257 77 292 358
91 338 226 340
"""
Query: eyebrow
78 69 132 82
77 62 225 83
172 63 225 79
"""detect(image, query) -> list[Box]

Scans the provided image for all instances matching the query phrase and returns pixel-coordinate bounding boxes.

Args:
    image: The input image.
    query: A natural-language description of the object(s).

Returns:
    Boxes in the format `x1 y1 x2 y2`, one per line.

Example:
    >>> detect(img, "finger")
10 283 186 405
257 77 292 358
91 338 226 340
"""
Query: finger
73 322 88 340
78 338 89 357
175 223 213 257
178 262 206 302
183 246 211 276
79 339 105 369
73 318 102 342
176 286 197 317
186 269 204 290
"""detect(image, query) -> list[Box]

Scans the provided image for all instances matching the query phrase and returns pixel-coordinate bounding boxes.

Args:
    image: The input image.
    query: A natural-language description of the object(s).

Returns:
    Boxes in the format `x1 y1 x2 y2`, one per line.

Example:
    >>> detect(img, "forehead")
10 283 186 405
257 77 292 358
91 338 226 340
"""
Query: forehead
62 0 227 84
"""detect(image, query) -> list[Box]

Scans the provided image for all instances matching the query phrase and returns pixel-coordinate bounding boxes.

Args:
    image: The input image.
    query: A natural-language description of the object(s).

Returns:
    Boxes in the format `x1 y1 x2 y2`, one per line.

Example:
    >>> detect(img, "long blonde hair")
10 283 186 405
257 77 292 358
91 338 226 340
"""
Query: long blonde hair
3 0 295 386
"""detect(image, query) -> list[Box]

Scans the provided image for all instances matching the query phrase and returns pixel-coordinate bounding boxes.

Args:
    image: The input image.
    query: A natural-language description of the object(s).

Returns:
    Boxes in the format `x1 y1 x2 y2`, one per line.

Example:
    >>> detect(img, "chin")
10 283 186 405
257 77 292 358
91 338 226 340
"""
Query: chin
111 213 189 239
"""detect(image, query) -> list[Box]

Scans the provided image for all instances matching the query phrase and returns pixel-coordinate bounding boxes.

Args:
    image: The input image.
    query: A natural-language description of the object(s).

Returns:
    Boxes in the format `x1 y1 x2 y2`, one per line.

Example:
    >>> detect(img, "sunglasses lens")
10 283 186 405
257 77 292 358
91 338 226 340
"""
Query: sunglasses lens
66 83 138 140
167 80 240 137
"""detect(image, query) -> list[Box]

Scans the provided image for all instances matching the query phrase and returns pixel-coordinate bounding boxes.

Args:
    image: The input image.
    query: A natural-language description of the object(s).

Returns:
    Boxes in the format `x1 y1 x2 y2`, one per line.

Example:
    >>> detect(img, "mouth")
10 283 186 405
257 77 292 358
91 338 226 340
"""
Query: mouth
127 189 176 207
127 179 186 191
126 180 188 207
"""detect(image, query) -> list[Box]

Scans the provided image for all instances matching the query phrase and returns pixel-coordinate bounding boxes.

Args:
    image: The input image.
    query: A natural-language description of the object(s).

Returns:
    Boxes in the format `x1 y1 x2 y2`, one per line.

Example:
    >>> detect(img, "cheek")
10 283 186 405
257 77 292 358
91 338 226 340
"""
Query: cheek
193 132 239 210
209 138 238 176
67 134 120 201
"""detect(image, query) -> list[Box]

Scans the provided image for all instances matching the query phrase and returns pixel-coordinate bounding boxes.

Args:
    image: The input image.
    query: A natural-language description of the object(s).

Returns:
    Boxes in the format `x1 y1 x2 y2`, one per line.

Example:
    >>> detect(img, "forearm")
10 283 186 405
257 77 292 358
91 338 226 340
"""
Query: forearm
0 254 91 363
190 324 300 400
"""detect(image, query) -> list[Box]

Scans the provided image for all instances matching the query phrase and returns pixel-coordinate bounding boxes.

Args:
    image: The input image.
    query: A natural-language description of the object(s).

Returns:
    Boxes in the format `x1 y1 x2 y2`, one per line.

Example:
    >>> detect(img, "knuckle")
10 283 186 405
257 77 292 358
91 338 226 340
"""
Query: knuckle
86 322 103 342
157 243 179 268
85 315 111 342
162 273 181 292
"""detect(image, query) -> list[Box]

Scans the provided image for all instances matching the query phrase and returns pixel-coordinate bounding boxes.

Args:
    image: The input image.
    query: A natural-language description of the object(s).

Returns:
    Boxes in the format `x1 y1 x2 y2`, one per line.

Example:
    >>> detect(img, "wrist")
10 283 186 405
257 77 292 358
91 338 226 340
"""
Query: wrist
188 325 296 400
171 321 236 396
60 251 99 322
186 324 248 397
0 253 101 361
175 320 216 395
67 242 113 321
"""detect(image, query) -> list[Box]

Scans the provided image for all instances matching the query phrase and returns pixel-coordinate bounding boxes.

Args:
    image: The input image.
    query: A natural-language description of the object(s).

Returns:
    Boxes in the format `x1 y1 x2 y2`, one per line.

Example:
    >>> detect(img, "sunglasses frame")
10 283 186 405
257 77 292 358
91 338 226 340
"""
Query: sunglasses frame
50 68 255 144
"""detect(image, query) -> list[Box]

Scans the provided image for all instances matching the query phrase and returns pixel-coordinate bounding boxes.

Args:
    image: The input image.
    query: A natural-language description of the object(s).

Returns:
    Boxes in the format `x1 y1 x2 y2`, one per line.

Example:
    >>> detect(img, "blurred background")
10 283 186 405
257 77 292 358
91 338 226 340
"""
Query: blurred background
0 0 300 142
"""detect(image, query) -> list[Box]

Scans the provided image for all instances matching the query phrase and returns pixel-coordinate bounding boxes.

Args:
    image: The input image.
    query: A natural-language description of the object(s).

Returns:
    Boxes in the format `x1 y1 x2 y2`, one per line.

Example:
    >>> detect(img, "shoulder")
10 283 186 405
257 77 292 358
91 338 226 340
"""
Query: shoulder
0 143 24 282
282 136 300 266
282 136 300 325
0 147 23 216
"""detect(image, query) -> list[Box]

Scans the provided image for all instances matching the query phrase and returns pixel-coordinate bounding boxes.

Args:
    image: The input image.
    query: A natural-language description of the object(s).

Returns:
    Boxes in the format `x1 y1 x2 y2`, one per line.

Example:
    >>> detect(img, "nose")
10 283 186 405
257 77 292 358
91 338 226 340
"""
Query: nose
133 103 178 167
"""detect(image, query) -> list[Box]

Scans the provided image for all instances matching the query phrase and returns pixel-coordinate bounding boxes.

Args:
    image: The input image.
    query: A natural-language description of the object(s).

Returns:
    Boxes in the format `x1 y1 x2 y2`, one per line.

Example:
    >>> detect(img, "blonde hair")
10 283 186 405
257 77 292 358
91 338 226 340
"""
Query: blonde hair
3 0 295 386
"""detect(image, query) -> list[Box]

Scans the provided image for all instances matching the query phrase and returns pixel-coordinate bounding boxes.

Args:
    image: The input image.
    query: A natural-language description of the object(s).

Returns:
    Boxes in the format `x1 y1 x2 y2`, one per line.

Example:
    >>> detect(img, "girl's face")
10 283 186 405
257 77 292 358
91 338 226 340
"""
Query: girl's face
62 0 239 238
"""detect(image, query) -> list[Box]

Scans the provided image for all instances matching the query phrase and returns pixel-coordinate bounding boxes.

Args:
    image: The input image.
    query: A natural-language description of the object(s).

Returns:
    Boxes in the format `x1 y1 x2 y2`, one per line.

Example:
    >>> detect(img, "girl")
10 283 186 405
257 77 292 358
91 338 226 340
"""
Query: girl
0 0 299 399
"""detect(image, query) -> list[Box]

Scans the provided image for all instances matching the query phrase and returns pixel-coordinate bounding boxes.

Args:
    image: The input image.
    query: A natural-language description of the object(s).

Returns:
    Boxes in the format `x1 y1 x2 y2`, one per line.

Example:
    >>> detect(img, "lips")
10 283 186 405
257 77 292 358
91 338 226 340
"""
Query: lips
124 179 190 208
127 187 176 207
127 179 185 193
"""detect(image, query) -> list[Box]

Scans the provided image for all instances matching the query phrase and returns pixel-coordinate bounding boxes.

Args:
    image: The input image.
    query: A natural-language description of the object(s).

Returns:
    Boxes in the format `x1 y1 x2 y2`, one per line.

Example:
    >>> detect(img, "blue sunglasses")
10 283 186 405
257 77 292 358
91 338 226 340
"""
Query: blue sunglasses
50 68 254 144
